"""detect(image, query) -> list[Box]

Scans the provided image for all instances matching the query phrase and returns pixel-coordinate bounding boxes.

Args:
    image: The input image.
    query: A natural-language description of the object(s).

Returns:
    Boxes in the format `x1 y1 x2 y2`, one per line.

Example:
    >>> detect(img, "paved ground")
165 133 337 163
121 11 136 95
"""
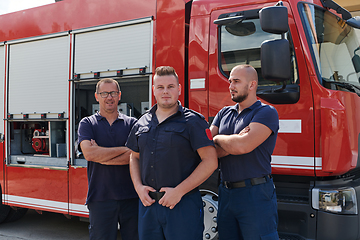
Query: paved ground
0 209 120 240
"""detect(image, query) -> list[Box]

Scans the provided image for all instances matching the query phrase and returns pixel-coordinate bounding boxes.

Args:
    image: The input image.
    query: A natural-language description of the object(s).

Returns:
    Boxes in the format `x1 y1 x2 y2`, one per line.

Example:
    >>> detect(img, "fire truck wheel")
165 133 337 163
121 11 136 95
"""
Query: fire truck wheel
4 207 28 223
201 189 219 240
0 204 11 224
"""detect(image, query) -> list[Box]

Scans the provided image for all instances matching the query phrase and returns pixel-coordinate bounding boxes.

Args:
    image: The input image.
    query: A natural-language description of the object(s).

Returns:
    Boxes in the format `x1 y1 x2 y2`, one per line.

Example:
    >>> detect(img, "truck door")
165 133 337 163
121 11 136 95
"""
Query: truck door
4 34 70 213
208 4 318 236
209 4 317 176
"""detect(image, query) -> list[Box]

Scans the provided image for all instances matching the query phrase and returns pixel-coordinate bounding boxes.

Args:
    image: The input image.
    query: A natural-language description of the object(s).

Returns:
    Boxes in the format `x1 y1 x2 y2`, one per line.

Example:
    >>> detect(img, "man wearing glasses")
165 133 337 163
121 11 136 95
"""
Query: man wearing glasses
78 78 139 240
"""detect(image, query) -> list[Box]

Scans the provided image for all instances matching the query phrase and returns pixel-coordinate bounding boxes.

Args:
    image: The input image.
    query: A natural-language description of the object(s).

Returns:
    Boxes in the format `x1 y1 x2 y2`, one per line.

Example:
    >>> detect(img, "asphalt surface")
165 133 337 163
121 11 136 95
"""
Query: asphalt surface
0 209 112 240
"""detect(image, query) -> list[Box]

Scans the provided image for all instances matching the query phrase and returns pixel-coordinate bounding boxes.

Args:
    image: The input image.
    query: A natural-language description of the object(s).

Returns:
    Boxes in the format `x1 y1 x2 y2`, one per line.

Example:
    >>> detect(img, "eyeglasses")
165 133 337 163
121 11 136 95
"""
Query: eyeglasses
97 91 119 98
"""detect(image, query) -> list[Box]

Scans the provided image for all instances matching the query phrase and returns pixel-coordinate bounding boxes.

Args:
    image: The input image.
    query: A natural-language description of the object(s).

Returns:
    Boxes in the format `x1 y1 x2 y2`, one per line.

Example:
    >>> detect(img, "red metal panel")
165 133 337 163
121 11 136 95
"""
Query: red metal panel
188 15 210 118
5 166 68 214
320 94 360 175
0 0 157 42
69 166 88 217
155 0 186 104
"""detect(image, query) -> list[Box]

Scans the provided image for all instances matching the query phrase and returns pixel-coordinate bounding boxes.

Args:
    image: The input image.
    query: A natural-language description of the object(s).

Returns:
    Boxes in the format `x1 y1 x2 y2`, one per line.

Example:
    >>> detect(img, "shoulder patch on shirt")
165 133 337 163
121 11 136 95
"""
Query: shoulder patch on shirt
206 128 213 140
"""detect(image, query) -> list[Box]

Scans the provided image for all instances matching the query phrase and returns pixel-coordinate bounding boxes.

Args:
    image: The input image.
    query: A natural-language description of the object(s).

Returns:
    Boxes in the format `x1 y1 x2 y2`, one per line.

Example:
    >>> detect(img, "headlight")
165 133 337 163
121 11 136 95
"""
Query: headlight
312 187 358 214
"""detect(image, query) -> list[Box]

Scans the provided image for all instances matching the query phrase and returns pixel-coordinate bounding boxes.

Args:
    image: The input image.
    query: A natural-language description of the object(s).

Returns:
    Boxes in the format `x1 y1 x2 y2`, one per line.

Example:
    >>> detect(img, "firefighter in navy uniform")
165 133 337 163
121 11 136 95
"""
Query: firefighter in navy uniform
210 65 279 240
126 66 218 240
78 78 139 240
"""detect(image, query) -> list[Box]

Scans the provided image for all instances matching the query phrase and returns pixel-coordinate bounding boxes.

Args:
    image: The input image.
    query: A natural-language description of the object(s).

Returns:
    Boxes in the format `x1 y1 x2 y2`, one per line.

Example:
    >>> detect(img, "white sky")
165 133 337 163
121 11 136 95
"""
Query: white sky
0 0 54 15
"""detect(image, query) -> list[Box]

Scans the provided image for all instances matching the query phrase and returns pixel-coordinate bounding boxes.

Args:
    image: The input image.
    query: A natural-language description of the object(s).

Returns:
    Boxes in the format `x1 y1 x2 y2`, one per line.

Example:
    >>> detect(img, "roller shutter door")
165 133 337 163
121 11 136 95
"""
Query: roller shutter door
74 21 152 74
8 36 69 116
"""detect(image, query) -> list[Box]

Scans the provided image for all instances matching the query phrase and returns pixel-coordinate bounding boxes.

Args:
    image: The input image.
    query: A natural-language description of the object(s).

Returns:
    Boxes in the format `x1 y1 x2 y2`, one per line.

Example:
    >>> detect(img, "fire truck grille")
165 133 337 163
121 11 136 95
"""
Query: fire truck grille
277 195 309 204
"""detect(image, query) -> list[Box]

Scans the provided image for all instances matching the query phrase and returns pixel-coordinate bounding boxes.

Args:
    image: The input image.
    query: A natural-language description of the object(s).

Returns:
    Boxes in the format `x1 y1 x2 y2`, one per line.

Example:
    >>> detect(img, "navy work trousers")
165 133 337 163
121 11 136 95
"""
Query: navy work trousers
218 178 279 240
87 198 139 240
138 191 204 240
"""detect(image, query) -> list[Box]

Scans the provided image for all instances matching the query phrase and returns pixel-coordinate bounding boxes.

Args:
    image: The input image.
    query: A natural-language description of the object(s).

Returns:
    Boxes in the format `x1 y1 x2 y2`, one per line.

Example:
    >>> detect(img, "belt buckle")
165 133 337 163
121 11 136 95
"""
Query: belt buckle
223 181 231 189
149 191 165 201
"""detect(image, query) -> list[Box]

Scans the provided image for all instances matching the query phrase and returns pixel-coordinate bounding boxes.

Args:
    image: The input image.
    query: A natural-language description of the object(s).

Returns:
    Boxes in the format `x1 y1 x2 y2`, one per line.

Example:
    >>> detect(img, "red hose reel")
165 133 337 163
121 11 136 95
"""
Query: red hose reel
31 129 49 153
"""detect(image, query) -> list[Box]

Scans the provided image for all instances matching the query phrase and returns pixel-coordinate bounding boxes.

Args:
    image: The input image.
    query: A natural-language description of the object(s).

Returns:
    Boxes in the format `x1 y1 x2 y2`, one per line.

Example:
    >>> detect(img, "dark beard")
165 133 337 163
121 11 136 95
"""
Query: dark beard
231 92 248 103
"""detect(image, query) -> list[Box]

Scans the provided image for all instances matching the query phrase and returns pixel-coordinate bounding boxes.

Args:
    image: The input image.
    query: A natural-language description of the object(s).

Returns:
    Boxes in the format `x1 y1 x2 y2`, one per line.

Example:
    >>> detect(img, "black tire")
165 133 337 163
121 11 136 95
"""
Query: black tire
0 204 11 224
4 207 28 223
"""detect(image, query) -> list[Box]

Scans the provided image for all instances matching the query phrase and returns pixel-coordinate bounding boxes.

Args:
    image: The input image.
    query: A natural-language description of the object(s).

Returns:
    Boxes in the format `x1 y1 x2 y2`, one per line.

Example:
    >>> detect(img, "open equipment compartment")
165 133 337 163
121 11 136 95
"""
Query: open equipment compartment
73 76 150 167
8 120 67 167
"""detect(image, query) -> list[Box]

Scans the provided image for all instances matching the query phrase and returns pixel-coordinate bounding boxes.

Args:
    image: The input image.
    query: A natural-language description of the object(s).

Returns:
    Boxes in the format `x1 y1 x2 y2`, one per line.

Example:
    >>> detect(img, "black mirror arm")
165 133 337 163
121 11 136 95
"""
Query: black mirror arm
320 0 352 20
214 16 245 25
274 81 287 93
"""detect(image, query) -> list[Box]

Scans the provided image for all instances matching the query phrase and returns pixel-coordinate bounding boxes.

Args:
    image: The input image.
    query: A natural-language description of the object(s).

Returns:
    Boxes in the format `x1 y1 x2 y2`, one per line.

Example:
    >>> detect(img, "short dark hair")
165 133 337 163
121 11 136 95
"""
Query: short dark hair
154 66 179 84
96 78 120 93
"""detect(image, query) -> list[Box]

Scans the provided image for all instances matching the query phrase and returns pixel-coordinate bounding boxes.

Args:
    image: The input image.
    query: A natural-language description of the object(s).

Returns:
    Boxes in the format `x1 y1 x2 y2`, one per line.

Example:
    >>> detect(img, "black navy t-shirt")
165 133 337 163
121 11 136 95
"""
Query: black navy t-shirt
212 100 279 182
78 112 138 204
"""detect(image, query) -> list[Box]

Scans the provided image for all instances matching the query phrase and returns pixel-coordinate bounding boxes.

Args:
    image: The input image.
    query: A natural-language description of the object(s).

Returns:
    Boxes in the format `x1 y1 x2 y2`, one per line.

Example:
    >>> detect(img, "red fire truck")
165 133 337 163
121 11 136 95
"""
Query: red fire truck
1 0 360 239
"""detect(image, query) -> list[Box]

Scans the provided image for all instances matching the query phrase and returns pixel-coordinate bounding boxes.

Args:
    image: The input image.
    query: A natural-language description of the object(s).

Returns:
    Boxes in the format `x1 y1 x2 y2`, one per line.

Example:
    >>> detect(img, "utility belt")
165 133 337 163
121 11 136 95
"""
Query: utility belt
149 188 199 202
222 175 272 189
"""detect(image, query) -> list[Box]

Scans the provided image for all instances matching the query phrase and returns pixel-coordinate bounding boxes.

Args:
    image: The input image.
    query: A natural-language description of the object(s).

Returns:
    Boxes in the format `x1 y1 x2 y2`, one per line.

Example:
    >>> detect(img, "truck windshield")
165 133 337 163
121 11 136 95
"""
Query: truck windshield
301 3 360 94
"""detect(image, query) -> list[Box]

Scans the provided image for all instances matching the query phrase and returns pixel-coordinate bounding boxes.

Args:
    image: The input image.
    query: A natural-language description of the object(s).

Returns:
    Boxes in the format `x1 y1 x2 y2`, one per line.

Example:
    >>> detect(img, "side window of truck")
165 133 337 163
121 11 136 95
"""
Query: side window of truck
218 15 299 96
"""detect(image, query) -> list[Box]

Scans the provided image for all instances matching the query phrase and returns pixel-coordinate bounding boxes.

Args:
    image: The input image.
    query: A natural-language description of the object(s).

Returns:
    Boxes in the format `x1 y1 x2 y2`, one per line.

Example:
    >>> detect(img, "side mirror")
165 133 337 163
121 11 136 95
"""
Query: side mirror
261 39 291 82
259 6 288 34
260 3 290 82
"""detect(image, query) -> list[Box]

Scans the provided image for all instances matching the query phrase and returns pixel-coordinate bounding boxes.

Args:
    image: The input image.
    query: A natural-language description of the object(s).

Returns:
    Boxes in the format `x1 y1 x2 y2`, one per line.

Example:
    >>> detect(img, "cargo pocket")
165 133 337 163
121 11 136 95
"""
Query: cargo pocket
163 125 187 148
